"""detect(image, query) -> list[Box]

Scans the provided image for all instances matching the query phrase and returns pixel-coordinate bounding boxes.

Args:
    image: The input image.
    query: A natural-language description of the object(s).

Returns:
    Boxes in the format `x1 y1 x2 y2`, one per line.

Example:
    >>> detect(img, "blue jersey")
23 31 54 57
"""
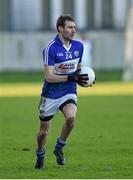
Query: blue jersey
41 35 84 99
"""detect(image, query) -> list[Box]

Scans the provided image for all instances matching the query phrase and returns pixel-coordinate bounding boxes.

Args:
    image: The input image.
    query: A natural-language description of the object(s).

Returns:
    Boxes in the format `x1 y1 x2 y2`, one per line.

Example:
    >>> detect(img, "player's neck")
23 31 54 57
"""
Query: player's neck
59 34 70 48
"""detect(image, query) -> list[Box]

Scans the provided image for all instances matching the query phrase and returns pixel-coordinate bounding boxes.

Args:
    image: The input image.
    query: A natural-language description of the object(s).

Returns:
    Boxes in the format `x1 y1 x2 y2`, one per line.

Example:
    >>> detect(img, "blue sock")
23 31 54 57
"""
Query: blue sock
55 137 67 151
36 149 46 161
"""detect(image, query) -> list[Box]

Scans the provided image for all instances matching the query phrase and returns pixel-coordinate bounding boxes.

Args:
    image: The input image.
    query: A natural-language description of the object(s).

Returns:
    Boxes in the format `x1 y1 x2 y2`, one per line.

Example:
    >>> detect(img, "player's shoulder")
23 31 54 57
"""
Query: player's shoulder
47 40 56 49
72 39 83 48
43 40 56 54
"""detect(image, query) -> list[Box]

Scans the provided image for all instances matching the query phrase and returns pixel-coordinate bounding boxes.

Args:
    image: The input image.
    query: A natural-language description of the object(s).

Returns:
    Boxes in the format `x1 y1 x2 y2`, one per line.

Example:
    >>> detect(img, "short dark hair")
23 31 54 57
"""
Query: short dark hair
56 15 75 32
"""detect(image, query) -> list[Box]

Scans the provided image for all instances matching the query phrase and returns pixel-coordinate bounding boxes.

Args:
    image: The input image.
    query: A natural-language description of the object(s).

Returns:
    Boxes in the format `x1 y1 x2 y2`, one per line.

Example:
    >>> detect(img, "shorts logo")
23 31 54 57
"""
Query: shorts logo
38 97 46 109
74 51 79 57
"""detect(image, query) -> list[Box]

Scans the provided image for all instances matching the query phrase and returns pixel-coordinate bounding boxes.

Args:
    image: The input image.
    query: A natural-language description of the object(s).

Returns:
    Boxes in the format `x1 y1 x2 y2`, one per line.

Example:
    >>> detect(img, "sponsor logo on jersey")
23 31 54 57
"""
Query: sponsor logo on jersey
55 58 79 74
58 63 75 69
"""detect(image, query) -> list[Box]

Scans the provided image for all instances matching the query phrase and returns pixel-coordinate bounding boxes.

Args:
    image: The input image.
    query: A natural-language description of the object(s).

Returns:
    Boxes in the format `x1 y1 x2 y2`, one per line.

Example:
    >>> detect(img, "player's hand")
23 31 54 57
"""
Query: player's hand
68 69 89 85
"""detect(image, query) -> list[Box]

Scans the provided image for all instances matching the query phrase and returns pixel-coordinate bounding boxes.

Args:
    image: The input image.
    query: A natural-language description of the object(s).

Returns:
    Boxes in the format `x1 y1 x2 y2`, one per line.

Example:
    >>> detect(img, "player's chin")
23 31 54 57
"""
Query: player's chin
70 34 74 39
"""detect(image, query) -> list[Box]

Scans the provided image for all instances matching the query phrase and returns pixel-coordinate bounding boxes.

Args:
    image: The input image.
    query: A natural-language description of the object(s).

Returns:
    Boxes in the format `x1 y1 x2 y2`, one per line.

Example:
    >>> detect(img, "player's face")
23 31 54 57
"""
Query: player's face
60 20 76 40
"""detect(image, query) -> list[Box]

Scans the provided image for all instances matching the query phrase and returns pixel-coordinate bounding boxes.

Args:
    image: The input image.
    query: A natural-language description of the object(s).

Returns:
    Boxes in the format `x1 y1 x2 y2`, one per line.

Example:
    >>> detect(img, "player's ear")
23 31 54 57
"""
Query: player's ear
58 26 63 32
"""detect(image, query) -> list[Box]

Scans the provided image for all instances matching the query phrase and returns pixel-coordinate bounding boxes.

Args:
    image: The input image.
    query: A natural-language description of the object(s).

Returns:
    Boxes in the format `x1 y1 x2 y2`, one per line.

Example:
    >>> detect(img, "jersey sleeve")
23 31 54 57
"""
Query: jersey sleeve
78 43 84 64
43 45 55 66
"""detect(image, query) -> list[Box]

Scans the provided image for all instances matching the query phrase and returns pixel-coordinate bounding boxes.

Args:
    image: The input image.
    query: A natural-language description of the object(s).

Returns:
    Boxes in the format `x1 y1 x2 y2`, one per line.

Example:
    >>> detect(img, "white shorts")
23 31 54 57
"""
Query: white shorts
39 94 77 120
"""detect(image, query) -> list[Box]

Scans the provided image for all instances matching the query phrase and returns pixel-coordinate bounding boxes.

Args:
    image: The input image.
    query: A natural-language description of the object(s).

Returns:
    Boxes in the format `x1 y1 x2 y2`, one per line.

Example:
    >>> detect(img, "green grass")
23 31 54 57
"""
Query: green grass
0 95 133 178
0 71 44 83
96 70 122 81
0 70 122 83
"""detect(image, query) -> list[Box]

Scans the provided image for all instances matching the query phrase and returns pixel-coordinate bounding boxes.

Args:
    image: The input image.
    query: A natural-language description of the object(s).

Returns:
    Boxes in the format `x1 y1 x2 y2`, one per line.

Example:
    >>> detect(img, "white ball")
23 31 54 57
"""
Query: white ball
80 66 95 87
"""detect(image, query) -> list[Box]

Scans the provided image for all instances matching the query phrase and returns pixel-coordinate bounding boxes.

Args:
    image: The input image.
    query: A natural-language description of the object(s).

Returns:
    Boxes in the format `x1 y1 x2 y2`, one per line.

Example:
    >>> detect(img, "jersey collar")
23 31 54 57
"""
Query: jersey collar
54 34 73 46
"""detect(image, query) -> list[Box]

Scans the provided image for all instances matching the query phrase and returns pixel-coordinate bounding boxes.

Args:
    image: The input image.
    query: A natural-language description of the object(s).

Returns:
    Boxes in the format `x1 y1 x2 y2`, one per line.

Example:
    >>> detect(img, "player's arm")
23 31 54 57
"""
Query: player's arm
44 65 67 83
44 65 88 84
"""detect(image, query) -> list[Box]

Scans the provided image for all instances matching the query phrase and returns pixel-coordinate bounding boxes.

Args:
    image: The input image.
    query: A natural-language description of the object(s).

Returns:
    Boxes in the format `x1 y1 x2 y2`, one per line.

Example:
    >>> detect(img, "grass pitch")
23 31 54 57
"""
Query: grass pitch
0 95 133 178
0 70 122 83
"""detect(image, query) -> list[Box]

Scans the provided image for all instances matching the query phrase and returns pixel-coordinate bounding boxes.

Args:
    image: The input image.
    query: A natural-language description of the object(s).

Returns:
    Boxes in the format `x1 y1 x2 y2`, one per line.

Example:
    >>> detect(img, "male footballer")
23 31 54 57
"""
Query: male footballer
35 15 89 169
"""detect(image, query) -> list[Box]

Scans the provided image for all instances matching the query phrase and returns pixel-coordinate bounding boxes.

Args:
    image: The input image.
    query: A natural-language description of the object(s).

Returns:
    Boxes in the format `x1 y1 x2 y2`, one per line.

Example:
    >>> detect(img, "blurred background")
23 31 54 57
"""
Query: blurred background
0 0 133 81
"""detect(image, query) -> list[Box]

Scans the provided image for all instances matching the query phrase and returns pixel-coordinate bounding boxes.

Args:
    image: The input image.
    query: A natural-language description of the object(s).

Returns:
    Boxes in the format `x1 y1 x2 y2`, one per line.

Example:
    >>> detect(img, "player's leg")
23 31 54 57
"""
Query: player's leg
35 96 57 169
37 117 53 151
53 101 77 165
35 116 53 169
60 103 77 140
